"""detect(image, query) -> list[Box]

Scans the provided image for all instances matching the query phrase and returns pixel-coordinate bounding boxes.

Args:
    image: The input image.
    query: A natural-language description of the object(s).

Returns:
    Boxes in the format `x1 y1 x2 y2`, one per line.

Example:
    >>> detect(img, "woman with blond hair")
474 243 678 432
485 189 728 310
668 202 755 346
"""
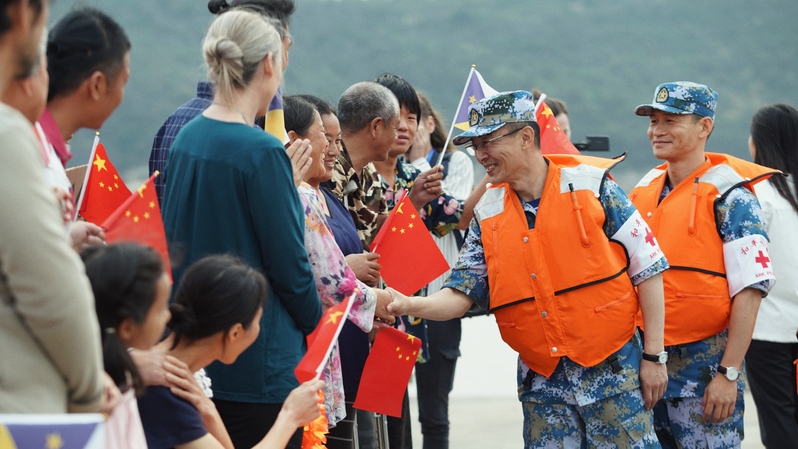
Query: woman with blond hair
161 9 322 449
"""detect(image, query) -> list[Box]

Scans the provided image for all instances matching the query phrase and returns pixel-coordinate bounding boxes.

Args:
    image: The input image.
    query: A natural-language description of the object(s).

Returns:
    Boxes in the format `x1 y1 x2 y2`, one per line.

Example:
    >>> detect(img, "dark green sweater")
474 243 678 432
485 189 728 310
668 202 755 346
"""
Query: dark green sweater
162 115 321 403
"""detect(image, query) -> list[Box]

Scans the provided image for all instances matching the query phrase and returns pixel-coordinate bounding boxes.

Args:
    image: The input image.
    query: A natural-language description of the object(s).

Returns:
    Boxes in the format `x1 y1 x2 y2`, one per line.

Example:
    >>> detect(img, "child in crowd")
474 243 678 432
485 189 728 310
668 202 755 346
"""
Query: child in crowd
82 244 324 449
82 243 172 449
137 254 324 449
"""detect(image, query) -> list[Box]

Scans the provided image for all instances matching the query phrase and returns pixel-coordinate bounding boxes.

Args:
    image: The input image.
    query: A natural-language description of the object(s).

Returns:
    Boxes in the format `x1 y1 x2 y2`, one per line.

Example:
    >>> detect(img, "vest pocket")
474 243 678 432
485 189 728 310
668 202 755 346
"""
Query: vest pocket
493 299 547 367
674 292 725 300
594 292 632 313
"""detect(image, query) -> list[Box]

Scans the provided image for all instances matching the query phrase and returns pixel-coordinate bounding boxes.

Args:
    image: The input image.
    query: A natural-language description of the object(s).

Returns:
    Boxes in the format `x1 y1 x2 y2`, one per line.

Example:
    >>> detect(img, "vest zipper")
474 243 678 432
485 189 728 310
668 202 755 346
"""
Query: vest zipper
568 183 591 247
688 177 699 236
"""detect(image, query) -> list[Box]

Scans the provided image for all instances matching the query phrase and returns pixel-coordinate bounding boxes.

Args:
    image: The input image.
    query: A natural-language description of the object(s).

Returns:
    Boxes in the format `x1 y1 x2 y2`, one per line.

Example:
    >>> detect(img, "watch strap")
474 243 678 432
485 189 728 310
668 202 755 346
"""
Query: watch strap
641 352 659 362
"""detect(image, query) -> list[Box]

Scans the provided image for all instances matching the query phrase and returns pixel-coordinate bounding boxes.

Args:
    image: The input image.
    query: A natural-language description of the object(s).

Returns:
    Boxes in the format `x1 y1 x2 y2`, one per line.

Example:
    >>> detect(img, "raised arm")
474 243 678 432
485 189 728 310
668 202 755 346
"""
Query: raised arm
386 287 473 321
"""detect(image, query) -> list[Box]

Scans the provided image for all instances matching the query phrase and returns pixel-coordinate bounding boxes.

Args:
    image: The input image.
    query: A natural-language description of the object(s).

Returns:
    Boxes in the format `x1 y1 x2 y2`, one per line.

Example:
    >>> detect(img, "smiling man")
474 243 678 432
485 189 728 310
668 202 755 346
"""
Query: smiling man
387 90 670 448
630 82 780 448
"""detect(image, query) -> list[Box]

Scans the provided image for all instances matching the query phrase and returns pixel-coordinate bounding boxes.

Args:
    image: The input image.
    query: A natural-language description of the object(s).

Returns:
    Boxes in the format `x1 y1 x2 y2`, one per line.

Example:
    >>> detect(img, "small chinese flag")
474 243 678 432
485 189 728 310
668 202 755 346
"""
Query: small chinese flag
369 193 449 296
353 327 422 417
294 295 354 383
536 101 580 155
101 172 172 280
77 140 132 225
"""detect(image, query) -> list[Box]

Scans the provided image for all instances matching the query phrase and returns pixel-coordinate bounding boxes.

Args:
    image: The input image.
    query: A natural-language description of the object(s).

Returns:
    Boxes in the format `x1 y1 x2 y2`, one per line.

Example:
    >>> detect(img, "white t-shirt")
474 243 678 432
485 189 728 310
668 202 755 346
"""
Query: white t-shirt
752 179 798 343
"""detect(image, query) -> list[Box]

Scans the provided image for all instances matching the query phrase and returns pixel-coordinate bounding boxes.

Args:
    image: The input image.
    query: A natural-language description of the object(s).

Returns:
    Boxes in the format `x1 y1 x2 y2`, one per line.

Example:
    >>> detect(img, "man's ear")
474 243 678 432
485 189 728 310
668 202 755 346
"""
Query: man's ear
370 117 384 138
19 78 35 97
698 117 714 139
520 126 537 150
85 70 106 101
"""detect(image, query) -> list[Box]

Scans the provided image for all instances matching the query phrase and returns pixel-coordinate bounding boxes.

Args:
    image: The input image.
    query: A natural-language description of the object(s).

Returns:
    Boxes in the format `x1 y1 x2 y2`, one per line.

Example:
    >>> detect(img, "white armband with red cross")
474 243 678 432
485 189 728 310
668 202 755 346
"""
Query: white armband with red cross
723 234 775 298
611 209 665 280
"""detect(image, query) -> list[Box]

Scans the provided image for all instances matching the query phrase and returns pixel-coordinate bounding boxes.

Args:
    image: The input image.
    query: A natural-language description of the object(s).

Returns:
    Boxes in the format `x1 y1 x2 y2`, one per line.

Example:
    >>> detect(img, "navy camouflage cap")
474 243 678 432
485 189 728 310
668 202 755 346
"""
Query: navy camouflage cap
634 81 718 119
453 90 537 145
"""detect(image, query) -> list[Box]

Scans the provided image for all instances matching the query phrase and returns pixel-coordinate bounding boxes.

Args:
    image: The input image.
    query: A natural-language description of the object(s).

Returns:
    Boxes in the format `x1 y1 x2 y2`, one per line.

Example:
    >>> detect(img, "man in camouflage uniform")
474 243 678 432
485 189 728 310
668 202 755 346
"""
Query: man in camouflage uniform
387 91 669 448
630 82 778 448
324 81 399 250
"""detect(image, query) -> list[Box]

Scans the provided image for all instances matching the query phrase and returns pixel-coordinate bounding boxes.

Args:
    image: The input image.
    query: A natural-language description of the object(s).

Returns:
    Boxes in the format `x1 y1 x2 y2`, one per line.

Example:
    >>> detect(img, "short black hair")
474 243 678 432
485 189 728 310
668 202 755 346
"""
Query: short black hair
374 73 420 119
47 7 130 101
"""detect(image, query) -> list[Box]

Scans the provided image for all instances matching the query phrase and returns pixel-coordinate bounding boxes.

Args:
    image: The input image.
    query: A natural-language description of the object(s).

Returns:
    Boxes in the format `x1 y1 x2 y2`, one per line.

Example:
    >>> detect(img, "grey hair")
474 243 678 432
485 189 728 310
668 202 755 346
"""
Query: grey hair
202 9 282 104
337 81 399 133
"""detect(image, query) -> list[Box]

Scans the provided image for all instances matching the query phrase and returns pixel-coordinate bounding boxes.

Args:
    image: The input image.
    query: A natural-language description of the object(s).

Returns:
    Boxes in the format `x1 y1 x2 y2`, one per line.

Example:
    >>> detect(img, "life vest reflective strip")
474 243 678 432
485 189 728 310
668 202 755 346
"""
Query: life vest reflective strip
630 153 780 346
476 155 638 377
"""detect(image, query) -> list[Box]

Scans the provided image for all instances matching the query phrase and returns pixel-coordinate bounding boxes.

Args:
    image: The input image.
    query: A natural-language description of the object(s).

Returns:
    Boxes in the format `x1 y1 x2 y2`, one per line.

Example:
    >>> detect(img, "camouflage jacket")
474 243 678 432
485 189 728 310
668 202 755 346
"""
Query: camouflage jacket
324 148 387 250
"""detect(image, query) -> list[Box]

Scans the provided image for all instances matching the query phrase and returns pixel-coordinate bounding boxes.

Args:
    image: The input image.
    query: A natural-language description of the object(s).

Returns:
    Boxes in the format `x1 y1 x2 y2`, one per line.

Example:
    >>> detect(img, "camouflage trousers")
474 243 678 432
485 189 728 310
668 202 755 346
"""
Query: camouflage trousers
653 394 744 449
521 388 661 448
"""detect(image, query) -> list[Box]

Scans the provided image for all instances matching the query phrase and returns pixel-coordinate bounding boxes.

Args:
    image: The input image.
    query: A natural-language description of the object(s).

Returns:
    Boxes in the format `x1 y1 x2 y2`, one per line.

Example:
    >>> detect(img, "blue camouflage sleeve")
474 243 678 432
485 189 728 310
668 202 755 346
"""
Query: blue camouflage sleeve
716 187 773 295
442 218 490 312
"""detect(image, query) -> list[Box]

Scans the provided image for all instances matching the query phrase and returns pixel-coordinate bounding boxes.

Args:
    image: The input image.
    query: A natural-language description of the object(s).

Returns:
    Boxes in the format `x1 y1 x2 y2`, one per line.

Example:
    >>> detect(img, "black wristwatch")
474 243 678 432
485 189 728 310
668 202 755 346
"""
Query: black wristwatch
642 351 668 364
717 365 740 381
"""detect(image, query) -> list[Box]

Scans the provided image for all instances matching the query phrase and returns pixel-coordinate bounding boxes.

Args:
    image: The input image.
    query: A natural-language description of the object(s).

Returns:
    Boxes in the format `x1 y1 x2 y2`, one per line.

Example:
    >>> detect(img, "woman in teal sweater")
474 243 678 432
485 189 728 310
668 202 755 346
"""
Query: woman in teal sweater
160 10 322 449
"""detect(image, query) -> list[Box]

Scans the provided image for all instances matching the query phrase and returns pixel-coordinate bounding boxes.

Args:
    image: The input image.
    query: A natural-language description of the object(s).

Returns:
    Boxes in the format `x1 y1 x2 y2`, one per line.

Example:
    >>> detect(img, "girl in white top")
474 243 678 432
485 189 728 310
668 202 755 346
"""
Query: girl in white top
745 103 798 447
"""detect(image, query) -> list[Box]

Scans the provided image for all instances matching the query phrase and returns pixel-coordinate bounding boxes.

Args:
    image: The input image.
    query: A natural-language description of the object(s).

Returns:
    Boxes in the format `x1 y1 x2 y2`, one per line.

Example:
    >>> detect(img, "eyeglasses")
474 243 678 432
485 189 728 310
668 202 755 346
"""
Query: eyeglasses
464 127 524 156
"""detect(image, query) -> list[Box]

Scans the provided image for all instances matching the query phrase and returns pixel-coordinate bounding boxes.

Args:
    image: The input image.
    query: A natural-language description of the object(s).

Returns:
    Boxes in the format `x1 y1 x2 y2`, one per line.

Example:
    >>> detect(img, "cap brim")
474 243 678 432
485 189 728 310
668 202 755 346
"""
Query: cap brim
452 123 507 146
634 103 691 116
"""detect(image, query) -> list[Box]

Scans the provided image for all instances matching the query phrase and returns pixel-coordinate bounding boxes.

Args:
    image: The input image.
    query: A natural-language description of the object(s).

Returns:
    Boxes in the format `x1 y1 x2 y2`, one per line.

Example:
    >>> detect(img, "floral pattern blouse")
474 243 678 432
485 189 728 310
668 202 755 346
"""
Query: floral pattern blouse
298 183 377 426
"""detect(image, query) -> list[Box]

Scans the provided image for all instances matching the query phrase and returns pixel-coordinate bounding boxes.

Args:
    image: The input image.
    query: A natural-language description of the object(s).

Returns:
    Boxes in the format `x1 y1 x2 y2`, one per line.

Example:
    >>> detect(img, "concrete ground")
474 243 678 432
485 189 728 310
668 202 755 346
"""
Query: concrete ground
404 316 766 448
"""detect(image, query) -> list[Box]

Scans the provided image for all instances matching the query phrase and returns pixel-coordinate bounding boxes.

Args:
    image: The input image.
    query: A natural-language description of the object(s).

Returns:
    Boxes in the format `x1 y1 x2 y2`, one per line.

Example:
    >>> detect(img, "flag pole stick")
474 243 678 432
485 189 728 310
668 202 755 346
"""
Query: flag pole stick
73 132 100 222
435 65 477 168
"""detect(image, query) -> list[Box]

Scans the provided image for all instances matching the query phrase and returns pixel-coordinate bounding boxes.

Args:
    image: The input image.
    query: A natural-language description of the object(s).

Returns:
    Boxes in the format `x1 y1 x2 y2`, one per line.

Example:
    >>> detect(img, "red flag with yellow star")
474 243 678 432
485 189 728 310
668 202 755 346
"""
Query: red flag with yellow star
101 172 172 280
536 101 580 155
353 327 422 417
369 193 449 296
294 295 354 383
76 141 132 225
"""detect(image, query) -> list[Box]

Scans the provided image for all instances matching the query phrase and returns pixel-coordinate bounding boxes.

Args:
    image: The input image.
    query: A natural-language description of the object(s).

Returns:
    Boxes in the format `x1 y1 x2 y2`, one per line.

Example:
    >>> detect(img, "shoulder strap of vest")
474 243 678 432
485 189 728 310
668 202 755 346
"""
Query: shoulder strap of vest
474 185 507 224
546 153 627 172
549 153 626 197
634 166 667 189
703 152 784 199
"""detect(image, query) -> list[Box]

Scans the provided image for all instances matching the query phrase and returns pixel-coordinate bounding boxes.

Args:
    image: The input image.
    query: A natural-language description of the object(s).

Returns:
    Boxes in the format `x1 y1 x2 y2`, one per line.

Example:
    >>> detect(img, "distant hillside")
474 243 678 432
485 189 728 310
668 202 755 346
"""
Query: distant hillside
51 0 798 191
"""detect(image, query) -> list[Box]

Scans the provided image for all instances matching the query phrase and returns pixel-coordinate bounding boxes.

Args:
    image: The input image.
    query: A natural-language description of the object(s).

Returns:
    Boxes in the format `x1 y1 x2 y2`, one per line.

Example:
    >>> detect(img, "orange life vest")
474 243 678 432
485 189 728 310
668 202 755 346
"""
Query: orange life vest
476 154 638 378
630 153 779 346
